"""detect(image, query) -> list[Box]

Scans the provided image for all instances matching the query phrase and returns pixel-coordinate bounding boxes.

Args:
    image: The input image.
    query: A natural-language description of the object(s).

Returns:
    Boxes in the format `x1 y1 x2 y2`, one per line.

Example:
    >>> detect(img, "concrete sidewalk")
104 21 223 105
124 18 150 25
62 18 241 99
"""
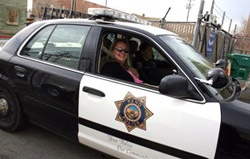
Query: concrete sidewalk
238 80 250 103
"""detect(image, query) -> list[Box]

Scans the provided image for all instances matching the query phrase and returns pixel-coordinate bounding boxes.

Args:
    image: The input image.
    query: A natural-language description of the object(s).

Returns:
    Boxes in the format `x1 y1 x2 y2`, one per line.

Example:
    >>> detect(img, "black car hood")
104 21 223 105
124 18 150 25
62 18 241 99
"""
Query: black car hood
220 100 250 132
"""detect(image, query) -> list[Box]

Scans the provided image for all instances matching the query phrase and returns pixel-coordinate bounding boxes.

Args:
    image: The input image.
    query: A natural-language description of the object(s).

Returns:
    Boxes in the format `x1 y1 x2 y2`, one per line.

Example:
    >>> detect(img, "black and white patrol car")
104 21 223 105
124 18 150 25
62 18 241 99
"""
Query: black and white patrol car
0 8 249 159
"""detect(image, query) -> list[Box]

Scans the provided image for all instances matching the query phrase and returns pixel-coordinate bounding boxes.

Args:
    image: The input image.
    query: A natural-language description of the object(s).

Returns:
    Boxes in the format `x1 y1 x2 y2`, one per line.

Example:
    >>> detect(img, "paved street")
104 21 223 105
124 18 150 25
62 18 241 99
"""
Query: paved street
0 124 115 159
240 88 250 103
240 91 250 103
238 80 250 103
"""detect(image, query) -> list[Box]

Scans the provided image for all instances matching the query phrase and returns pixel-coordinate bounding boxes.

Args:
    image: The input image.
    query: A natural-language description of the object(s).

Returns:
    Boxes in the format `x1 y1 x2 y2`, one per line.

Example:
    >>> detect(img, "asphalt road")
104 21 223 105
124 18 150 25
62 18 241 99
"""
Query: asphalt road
238 80 250 103
0 124 115 159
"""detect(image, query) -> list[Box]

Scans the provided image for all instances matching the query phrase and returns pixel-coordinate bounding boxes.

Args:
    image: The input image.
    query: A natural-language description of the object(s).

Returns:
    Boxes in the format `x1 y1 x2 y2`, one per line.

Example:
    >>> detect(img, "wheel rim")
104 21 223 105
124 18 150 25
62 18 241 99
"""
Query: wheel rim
0 98 9 116
0 85 23 131
0 95 13 125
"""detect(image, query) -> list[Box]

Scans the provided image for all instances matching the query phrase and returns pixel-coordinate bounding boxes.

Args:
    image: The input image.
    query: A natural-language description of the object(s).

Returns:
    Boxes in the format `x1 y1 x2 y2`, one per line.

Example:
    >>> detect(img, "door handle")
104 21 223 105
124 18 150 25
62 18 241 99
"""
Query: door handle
14 66 26 78
82 86 105 97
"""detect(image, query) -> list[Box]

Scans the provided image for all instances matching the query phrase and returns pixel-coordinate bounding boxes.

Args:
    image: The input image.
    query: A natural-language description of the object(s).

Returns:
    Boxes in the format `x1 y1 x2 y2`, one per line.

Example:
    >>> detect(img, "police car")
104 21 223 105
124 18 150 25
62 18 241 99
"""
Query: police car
0 8 249 159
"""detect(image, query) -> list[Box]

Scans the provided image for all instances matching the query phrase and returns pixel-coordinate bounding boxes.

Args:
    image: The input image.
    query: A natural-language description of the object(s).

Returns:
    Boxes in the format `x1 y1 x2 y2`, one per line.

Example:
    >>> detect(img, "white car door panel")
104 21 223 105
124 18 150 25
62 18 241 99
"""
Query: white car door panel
78 74 221 159
78 125 179 159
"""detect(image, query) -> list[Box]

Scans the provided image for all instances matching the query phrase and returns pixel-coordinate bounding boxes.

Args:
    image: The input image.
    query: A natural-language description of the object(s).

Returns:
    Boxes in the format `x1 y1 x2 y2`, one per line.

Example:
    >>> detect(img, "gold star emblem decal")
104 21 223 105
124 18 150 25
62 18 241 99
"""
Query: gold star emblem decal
115 92 153 132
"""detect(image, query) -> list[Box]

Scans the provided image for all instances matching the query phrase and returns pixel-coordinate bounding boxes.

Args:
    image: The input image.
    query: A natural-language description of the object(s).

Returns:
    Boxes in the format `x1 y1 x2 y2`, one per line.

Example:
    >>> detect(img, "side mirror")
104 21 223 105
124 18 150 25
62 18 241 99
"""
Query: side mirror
159 75 188 98
207 68 228 88
195 68 228 89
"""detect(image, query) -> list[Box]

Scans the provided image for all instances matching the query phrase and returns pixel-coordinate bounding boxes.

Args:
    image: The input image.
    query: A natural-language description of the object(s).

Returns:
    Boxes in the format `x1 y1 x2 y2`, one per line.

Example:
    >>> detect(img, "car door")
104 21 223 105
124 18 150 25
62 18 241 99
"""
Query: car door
78 31 221 159
9 24 91 140
78 75 220 159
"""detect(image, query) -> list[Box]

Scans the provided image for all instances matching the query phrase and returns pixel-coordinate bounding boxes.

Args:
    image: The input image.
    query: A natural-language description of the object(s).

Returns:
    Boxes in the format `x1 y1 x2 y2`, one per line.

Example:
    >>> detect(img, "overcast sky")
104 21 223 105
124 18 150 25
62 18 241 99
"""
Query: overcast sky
28 0 249 31
85 0 249 31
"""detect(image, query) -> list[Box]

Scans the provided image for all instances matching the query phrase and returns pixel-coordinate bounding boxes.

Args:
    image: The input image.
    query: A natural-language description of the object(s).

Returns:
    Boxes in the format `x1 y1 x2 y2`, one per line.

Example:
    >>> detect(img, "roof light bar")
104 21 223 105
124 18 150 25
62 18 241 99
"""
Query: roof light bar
88 8 150 25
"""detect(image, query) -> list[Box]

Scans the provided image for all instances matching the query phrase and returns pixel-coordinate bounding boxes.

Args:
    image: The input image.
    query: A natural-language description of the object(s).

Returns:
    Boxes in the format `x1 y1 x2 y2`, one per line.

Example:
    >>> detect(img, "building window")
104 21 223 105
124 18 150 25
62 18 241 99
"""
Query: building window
6 7 19 25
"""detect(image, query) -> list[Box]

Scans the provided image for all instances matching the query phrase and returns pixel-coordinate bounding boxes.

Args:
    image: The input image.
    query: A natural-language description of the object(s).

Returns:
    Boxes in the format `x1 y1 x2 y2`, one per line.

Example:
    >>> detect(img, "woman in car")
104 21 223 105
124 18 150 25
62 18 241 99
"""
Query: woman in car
101 39 143 84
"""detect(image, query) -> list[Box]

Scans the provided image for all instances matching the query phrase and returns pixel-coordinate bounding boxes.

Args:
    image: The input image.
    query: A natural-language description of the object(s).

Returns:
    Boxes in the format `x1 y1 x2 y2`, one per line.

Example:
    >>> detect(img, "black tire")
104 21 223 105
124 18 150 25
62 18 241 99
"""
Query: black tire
0 83 24 131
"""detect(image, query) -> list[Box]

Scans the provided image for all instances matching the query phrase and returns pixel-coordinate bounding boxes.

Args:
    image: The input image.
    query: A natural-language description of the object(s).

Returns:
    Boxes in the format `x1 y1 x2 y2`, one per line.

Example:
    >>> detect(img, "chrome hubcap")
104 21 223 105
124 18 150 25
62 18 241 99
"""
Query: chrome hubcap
0 98 9 115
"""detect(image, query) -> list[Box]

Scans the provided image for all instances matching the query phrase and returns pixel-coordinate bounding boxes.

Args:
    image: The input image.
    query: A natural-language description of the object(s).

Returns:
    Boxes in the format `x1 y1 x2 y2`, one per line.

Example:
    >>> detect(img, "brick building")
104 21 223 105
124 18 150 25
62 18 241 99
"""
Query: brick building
0 0 27 36
234 14 250 54
245 14 250 37
32 0 106 20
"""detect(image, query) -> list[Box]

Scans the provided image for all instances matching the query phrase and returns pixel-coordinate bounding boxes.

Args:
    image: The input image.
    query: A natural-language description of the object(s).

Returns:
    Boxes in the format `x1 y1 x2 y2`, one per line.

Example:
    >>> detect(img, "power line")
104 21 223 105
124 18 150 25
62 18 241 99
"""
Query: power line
213 8 223 17
213 2 233 24
214 3 223 13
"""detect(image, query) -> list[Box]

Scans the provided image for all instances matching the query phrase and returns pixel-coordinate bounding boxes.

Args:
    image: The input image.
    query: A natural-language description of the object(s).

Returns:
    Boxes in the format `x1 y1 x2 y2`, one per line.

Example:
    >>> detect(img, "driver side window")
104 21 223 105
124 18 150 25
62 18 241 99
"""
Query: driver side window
135 41 176 85
98 31 177 86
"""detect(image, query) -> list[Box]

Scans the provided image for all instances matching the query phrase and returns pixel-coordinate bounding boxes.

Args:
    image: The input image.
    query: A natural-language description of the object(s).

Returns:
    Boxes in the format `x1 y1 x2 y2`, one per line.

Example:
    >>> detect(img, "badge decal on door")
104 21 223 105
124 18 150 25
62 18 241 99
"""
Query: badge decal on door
115 92 153 132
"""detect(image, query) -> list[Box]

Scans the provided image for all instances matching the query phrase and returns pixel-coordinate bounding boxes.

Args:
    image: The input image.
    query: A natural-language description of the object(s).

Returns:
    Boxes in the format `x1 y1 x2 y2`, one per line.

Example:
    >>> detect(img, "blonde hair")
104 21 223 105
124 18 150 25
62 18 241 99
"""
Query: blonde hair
111 38 139 77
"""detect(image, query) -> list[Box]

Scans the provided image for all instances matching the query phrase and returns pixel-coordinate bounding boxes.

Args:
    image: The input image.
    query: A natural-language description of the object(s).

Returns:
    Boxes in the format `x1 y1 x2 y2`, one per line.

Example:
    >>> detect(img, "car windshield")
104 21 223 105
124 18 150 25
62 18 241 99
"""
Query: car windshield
159 35 235 101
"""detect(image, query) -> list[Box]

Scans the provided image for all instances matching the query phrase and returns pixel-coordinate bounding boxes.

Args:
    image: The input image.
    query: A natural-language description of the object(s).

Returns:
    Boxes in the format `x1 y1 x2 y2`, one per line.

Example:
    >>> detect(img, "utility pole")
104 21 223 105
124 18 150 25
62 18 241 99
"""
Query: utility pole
221 12 225 29
192 0 205 48
228 19 232 33
69 0 76 18
209 0 215 25
105 0 107 8
186 0 195 21
210 0 214 18
218 11 226 59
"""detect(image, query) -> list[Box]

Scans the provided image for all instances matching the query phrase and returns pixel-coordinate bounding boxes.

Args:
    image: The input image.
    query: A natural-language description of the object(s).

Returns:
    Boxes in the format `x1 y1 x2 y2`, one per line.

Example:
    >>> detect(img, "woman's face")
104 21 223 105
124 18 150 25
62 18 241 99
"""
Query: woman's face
112 42 129 64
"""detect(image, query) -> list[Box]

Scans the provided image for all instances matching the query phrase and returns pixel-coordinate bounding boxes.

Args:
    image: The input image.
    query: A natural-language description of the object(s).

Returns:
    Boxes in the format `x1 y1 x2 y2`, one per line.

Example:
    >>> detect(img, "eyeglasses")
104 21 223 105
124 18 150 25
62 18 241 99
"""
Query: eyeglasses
115 48 129 54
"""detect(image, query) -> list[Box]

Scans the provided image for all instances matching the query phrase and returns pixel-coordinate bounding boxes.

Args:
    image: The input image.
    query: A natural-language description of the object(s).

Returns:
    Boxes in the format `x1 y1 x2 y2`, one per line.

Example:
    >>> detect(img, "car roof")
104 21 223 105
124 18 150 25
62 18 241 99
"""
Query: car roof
111 21 175 36
36 18 176 36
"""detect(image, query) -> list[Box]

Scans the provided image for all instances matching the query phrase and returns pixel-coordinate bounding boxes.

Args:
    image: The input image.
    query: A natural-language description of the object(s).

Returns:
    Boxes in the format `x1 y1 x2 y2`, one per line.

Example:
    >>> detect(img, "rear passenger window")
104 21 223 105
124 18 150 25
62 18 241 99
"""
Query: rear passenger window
20 25 90 69
21 25 55 58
